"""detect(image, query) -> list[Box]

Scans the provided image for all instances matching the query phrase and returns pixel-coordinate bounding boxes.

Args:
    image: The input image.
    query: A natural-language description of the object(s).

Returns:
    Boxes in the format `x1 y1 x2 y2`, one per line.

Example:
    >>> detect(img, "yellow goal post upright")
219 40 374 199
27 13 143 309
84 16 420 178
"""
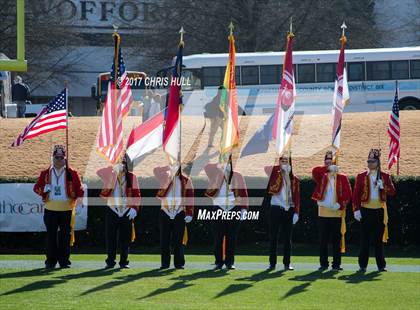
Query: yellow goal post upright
0 0 27 72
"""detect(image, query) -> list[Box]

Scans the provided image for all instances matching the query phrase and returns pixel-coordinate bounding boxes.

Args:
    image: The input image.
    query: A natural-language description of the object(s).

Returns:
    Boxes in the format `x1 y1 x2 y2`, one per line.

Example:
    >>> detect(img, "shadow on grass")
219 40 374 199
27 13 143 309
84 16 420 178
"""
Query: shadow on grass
213 269 286 299
214 283 253 299
138 281 194 300
338 271 382 284
1 279 66 296
281 270 337 300
0 268 55 279
80 268 173 296
236 269 286 282
138 269 229 299
60 268 119 280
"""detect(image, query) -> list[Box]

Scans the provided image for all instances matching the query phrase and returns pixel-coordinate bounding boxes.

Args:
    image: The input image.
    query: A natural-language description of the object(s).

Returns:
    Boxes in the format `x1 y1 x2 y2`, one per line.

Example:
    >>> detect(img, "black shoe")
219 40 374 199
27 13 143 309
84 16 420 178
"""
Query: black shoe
318 266 328 271
358 267 367 273
104 264 115 269
284 265 294 271
378 267 387 272
120 264 130 269
226 265 236 270
332 266 343 271
59 264 71 269
213 264 223 270
160 266 170 270
175 266 185 270
267 264 276 271
45 264 56 270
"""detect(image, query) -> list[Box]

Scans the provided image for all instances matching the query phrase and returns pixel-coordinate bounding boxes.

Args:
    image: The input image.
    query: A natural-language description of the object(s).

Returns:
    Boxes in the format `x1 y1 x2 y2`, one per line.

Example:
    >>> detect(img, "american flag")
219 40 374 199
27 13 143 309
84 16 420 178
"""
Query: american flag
11 89 67 147
98 34 133 164
387 82 400 170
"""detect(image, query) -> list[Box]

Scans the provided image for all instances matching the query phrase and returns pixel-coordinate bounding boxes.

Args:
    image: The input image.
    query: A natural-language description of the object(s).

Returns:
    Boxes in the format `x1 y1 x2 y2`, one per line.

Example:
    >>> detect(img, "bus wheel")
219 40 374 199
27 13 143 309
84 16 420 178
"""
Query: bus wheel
399 97 420 111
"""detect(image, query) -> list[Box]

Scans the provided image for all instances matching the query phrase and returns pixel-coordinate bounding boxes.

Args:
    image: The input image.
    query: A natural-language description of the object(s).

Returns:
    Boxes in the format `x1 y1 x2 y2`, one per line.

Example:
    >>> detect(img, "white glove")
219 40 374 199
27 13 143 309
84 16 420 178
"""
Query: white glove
127 208 137 220
44 184 52 193
185 215 193 223
332 202 341 210
328 165 339 173
376 180 384 189
113 163 124 174
292 213 299 225
240 209 247 221
354 210 362 222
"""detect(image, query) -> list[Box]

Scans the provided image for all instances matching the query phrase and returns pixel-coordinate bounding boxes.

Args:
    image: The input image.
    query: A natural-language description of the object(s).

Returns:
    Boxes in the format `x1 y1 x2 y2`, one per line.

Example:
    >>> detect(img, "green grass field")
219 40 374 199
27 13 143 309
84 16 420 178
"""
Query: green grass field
1 254 419 310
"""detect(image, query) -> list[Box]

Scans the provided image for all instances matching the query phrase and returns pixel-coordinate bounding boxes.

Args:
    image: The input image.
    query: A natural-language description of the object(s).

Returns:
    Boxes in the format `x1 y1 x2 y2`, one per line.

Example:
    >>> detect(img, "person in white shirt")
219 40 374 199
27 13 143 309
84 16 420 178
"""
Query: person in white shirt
34 145 84 269
264 154 301 271
204 159 249 270
97 154 141 269
311 151 352 271
154 165 194 269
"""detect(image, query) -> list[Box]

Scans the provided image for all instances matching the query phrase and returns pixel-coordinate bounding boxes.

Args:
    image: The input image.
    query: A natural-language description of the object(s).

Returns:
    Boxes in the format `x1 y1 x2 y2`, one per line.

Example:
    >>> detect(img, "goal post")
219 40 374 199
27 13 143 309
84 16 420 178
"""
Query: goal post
0 0 27 72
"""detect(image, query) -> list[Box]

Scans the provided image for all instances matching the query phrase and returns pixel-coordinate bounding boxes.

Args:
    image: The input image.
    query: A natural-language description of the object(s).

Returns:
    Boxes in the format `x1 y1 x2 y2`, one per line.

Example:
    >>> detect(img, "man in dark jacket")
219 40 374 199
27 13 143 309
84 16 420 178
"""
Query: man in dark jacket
12 76 30 118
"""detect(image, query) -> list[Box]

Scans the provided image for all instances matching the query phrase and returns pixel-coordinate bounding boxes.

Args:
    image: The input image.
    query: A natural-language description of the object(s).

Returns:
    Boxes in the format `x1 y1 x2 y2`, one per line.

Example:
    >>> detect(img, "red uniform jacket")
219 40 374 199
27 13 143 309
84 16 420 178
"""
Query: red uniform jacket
96 166 141 211
352 170 396 211
204 163 249 210
264 165 300 214
34 166 84 203
153 166 194 217
311 166 352 210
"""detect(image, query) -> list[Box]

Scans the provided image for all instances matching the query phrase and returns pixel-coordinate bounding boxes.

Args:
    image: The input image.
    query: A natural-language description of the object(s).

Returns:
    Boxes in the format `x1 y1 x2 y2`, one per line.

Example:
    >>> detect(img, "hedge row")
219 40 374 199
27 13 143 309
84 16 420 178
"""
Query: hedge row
0 176 419 252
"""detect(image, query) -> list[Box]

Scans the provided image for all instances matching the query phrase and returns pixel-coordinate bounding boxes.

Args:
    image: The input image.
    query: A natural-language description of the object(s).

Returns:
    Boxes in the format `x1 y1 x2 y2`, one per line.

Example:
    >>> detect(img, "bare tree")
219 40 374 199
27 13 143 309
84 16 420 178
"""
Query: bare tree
0 0 86 93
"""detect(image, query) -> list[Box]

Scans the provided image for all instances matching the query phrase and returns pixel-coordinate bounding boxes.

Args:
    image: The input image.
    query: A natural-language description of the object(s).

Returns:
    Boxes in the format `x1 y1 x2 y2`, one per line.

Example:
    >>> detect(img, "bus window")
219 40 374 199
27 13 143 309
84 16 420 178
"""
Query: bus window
391 60 409 79
203 67 224 87
235 67 241 85
367 61 391 80
410 60 420 79
241 66 259 85
297 64 315 83
316 63 336 82
260 65 281 84
348 62 365 81
182 69 202 90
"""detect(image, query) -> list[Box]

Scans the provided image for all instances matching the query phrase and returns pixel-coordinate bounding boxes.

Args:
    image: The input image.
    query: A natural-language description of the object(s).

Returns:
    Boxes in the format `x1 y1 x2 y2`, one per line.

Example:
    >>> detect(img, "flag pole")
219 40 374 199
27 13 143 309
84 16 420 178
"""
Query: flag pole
64 81 69 164
178 27 185 170
396 80 400 175
112 25 120 164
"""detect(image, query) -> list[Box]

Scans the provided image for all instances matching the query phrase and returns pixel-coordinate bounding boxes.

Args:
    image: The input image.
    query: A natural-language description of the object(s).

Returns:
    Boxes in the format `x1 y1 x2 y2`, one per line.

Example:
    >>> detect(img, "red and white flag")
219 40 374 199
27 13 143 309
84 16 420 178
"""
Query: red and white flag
97 33 133 164
126 110 165 162
11 89 67 147
387 82 400 170
272 32 296 155
163 43 183 164
331 34 350 154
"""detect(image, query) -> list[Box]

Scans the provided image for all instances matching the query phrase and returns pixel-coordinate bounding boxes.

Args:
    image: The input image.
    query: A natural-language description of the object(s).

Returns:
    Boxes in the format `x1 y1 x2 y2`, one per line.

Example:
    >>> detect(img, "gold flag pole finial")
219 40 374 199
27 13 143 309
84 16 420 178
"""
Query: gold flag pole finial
228 21 234 36
179 26 185 46
340 21 347 45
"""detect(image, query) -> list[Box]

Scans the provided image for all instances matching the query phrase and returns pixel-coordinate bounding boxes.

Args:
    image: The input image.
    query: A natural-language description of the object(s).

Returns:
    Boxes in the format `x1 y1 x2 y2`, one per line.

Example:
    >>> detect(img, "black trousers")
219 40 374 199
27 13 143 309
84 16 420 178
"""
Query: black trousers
105 208 131 267
213 206 241 267
159 210 186 268
43 209 72 267
358 207 386 269
318 216 342 268
269 205 294 266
